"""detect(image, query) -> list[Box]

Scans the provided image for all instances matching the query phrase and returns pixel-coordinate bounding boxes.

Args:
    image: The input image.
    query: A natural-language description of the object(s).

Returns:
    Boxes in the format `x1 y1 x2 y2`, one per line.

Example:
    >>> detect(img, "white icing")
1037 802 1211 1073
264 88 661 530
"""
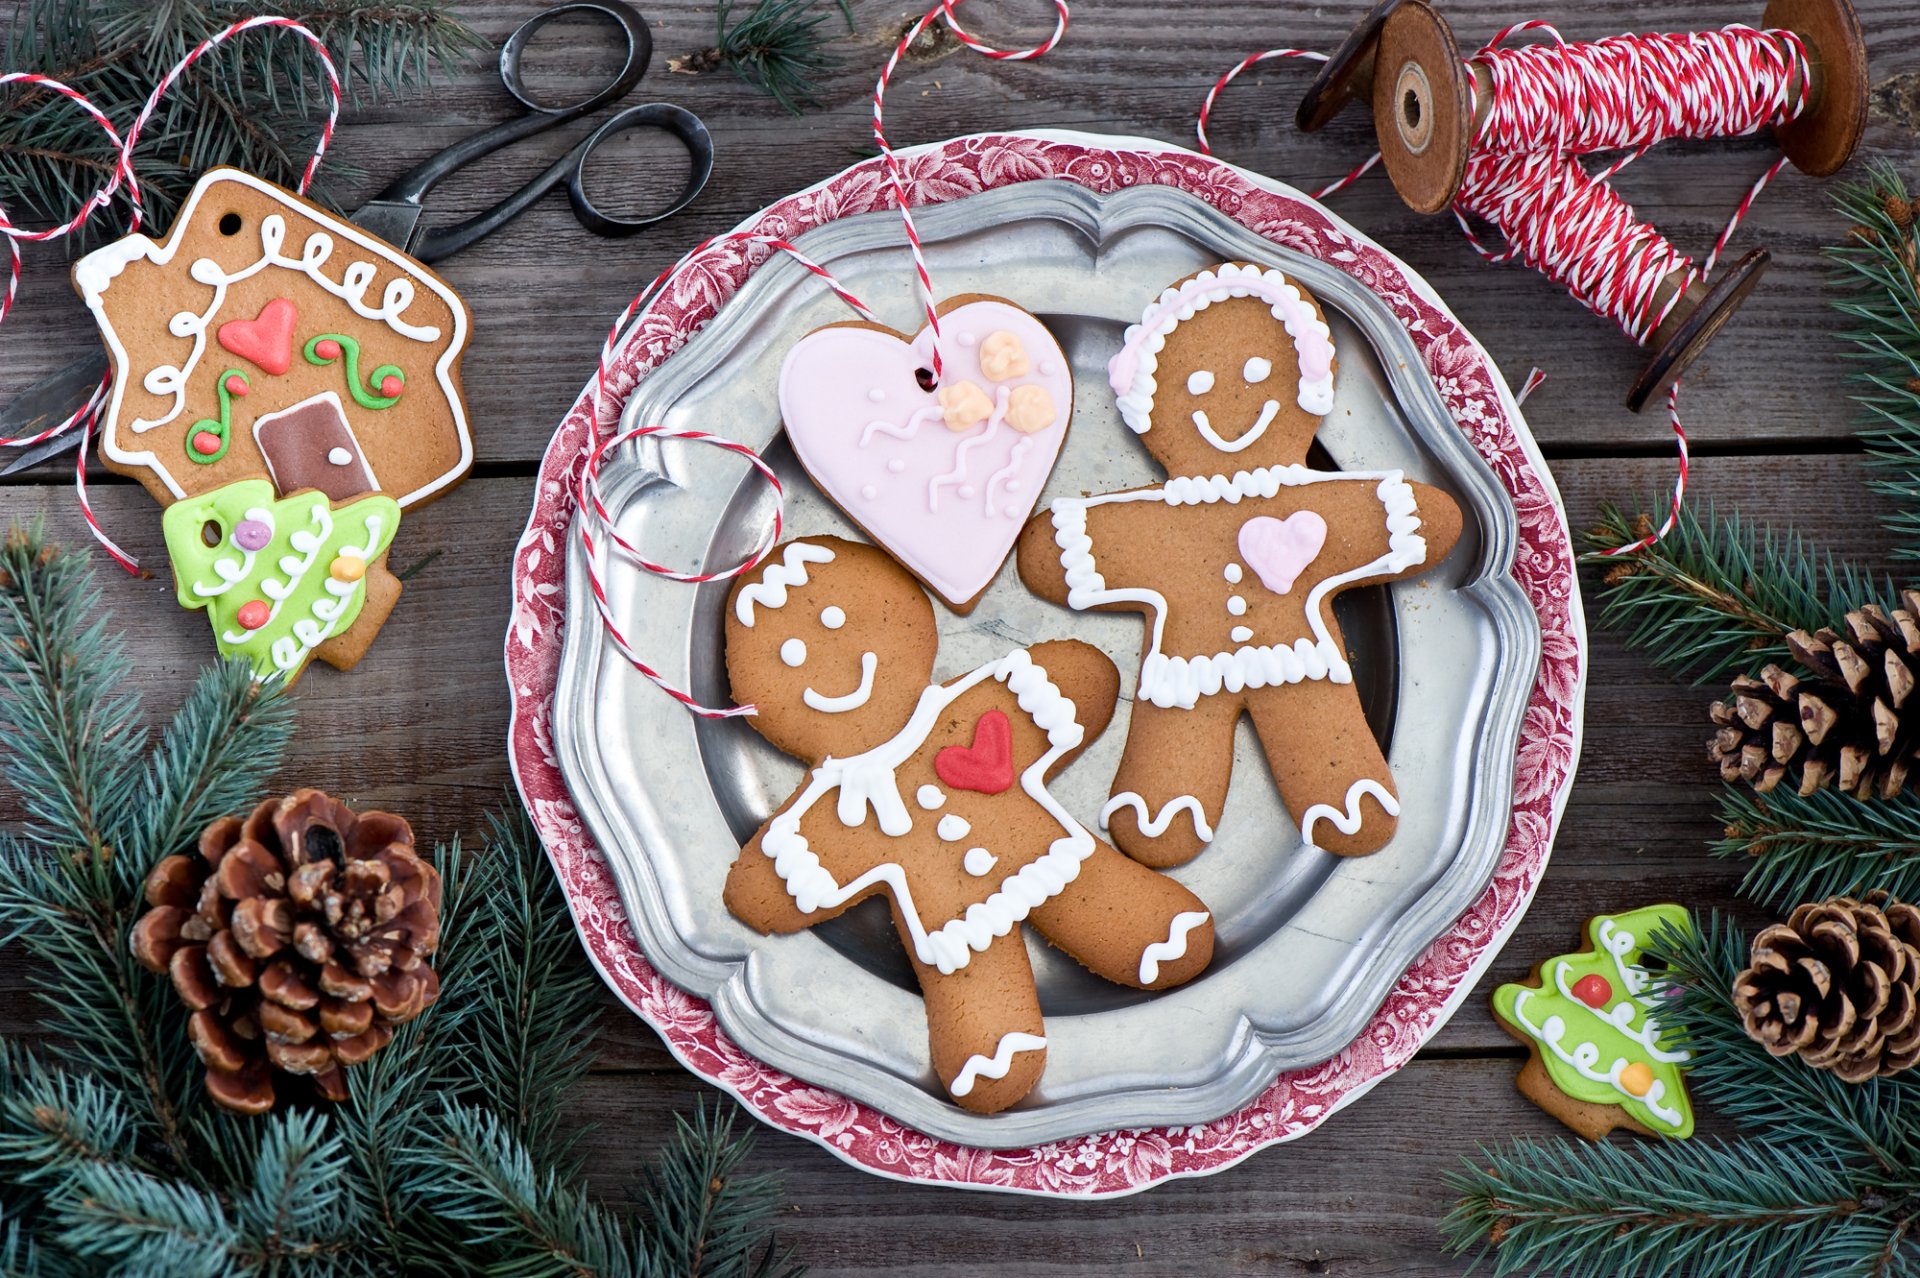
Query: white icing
860 405 942 446
1138 911 1210 984
803 651 876 713
1224 563 1243 584
326 447 353 466
1110 263 1337 433
915 784 946 810
868 387 886 402
820 606 847 629
759 649 1090 974
780 638 807 668
1508 972 1690 1129
928 388 1008 512
963 847 998 876
186 504 273 599
1299 779 1401 846
948 1031 1047 1098
861 485 878 500
982 436 1032 519
1100 792 1215 843
1230 625 1254 643
736 543 835 626
1049 466 1428 708
1226 595 1247 617
1191 398 1280 454
220 502 384 674
937 814 971 842
1186 369 1215 394
1243 356 1273 383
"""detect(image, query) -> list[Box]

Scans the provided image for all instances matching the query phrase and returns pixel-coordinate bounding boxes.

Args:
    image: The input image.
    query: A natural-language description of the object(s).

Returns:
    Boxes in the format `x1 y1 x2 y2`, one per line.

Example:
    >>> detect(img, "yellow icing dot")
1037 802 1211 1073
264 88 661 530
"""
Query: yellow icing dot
1006 384 1056 434
329 554 366 583
1619 1061 1654 1097
936 379 995 430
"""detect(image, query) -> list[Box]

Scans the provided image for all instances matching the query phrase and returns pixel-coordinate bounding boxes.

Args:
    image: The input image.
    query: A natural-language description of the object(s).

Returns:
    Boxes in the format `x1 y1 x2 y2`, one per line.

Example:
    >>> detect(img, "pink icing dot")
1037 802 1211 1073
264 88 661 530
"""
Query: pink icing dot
191 430 222 456
232 519 271 552
224 374 248 396
379 374 403 397
314 338 342 360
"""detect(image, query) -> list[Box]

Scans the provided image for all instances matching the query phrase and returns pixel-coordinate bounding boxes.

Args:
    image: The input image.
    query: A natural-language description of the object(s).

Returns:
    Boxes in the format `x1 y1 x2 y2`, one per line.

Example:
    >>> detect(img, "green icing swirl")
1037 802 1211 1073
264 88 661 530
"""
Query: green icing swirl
1492 903 1695 1138
161 478 400 680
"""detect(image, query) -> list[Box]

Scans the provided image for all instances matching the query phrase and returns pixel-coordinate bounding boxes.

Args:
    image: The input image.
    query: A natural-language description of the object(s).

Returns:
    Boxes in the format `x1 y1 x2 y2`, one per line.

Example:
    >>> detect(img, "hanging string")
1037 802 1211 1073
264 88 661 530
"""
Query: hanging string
871 0 1070 387
0 16 341 573
1194 48 1381 197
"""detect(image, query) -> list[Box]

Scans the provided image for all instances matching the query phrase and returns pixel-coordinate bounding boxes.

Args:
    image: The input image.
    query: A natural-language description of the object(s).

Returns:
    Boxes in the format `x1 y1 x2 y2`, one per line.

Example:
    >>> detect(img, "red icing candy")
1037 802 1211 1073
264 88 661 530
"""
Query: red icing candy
313 338 342 360
236 599 271 631
935 709 1015 795
379 374 403 397
191 430 223 456
224 373 248 396
1572 974 1613 1008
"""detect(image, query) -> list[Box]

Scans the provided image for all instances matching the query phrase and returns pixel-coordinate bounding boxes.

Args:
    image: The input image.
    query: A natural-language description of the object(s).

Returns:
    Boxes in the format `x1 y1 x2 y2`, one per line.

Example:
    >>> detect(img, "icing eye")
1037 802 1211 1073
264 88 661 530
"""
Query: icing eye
1243 357 1273 384
780 638 807 668
820 606 847 629
1186 370 1215 395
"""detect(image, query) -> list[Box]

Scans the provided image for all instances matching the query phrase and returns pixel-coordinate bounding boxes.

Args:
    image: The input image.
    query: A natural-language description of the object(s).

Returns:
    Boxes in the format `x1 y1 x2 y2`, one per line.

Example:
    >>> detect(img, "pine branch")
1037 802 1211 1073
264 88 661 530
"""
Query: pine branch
1715 787 1920 910
1829 160 1920 558
1584 500 1893 685
633 1104 799 1278
682 0 852 116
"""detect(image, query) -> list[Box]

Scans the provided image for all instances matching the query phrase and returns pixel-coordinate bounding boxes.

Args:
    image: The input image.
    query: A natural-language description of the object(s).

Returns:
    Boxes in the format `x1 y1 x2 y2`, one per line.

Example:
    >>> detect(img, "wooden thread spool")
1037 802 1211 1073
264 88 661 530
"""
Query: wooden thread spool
1296 0 1865 410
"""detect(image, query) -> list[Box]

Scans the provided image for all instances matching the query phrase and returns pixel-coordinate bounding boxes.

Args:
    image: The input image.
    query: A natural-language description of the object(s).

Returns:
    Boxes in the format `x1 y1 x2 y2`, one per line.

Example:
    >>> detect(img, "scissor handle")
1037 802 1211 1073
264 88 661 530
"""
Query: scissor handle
372 0 653 207
408 103 714 261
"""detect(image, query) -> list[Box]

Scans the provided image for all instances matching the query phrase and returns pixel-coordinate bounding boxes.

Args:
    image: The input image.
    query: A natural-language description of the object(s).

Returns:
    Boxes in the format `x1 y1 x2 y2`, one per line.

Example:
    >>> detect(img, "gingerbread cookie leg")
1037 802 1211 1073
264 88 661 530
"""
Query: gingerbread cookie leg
1246 679 1398 856
1102 695 1241 868
1027 843 1214 990
907 920 1047 1115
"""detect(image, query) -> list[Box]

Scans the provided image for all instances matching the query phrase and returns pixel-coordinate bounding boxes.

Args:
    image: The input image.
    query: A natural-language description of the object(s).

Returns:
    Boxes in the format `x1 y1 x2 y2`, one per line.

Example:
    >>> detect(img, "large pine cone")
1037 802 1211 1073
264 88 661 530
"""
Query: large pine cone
130 790 441 1113
1709 598 1920 798
1733 894 1920 1082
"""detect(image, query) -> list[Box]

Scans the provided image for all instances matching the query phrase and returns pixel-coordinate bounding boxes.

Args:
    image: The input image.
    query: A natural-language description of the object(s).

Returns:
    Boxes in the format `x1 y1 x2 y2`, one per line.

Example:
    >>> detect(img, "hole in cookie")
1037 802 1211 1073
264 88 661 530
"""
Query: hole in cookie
217 212 243 236
914 367 936 393
200 520 222 548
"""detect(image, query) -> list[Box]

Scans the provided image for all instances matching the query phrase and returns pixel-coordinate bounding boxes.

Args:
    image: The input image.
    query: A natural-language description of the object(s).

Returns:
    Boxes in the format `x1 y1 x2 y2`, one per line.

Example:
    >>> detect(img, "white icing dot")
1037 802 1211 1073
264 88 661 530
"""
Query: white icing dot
1006 479 1024 493
916 784 946 810
1224 563 1243 584
887 458 907 473
1186 369 1215 395
1227 595 1247 616
963 847 998 876
958 484 976 498
1243 357 1273 384
820 606 846 630
1039 358 1059 375
326 447 353 466
868 387 886 402
861 484 878 500
1231 625 1254 643
779 638 807 667
937 814 970 842
957 332 977 348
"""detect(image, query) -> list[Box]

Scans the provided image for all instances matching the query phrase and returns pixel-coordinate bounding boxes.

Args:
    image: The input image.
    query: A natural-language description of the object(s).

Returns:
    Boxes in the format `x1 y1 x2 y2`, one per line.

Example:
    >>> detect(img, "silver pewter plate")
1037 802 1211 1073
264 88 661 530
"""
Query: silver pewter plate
552 179 1540 1148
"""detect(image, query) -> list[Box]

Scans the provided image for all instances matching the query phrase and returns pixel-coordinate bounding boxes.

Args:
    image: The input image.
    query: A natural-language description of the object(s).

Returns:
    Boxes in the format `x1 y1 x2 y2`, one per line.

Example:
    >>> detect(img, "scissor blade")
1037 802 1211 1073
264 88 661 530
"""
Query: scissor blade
0 426 85 476
349 200 425 256
0 351 108 470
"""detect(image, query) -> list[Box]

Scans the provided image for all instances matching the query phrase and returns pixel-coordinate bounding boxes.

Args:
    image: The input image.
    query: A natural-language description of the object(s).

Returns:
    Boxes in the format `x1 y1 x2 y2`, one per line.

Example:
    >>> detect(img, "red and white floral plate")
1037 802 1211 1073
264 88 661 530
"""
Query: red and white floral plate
505 130 1584 1197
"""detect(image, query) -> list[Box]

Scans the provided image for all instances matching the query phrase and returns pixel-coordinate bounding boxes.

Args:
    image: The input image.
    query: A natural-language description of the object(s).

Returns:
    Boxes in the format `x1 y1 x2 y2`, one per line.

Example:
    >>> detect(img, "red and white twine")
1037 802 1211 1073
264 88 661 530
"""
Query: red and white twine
581 0 1068 717
0 16 340 573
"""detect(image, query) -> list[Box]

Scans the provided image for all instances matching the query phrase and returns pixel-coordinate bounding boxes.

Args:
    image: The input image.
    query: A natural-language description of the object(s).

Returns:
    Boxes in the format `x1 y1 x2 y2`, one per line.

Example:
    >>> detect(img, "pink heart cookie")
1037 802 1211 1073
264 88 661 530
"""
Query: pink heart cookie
1238 512 1328 595
778 298 1074 612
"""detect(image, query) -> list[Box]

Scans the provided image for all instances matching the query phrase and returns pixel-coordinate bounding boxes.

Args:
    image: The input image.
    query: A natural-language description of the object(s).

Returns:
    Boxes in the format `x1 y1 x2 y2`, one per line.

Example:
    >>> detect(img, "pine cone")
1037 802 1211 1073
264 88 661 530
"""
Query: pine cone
1708 597 1920 798
1733 894 1920 1082
130 790 441 1113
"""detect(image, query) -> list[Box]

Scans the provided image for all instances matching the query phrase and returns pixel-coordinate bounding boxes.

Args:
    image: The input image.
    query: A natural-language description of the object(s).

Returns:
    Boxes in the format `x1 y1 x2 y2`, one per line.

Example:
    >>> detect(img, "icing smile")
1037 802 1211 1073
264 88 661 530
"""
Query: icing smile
1192 399 1279 453
803 651 878 713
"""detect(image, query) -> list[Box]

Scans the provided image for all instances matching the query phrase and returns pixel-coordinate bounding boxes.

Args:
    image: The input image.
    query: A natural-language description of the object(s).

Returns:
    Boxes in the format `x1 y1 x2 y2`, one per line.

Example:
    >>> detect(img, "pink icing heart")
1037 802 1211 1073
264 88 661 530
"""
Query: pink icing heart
1238 512 1328 596
778 301 1073 608
216 297 298 375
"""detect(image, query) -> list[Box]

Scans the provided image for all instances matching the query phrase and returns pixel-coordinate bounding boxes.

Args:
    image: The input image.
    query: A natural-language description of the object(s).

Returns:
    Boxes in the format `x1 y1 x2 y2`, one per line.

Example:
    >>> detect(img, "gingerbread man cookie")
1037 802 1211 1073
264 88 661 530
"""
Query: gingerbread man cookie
1016 263 1465 865
725 536 1216 1114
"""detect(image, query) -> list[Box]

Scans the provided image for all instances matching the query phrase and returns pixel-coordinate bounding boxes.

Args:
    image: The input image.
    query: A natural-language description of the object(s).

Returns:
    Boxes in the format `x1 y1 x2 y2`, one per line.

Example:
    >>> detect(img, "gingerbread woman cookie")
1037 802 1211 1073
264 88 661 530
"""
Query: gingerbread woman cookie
1016 263 1465 865
725 536 1216 1114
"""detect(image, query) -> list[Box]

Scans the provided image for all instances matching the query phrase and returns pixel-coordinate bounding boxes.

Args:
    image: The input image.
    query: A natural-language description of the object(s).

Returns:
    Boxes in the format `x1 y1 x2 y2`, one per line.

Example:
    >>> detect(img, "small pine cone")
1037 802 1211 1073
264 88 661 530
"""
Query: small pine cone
1733 894 1920 1082
130 789 440 1113
1707 594 1920 799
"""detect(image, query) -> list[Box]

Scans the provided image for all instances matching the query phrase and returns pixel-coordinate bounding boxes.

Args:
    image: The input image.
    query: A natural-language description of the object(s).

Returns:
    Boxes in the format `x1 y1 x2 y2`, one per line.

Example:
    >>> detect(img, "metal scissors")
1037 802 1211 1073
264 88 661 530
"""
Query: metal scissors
1 0 713 475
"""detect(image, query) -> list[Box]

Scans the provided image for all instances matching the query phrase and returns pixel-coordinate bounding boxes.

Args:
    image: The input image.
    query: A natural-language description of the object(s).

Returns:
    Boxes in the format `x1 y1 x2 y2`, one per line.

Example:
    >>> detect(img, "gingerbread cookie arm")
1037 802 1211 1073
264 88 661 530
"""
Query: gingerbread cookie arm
1246 678 1399 856
1027 843 1213 990
1102 695 1240 868
1019 639 1119 763
1016 496 1186 614
905 920 1048 1115
724 821 864 936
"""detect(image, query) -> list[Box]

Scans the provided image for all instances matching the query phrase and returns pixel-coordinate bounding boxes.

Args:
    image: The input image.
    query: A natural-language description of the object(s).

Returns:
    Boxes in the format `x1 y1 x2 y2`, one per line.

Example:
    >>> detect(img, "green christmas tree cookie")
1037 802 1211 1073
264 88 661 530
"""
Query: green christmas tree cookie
1492 904 1695 1140
162 478 401 682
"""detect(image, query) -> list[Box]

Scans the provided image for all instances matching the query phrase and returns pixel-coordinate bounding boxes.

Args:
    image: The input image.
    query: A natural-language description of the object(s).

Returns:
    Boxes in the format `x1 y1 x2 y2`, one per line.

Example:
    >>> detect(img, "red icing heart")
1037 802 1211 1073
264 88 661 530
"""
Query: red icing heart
216 298 298 375
935 709 1014 794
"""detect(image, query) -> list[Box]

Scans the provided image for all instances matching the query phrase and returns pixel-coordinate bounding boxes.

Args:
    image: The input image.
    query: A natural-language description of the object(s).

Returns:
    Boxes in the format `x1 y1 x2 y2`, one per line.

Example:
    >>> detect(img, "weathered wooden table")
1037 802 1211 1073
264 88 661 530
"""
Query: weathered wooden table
4 1 1917 1271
